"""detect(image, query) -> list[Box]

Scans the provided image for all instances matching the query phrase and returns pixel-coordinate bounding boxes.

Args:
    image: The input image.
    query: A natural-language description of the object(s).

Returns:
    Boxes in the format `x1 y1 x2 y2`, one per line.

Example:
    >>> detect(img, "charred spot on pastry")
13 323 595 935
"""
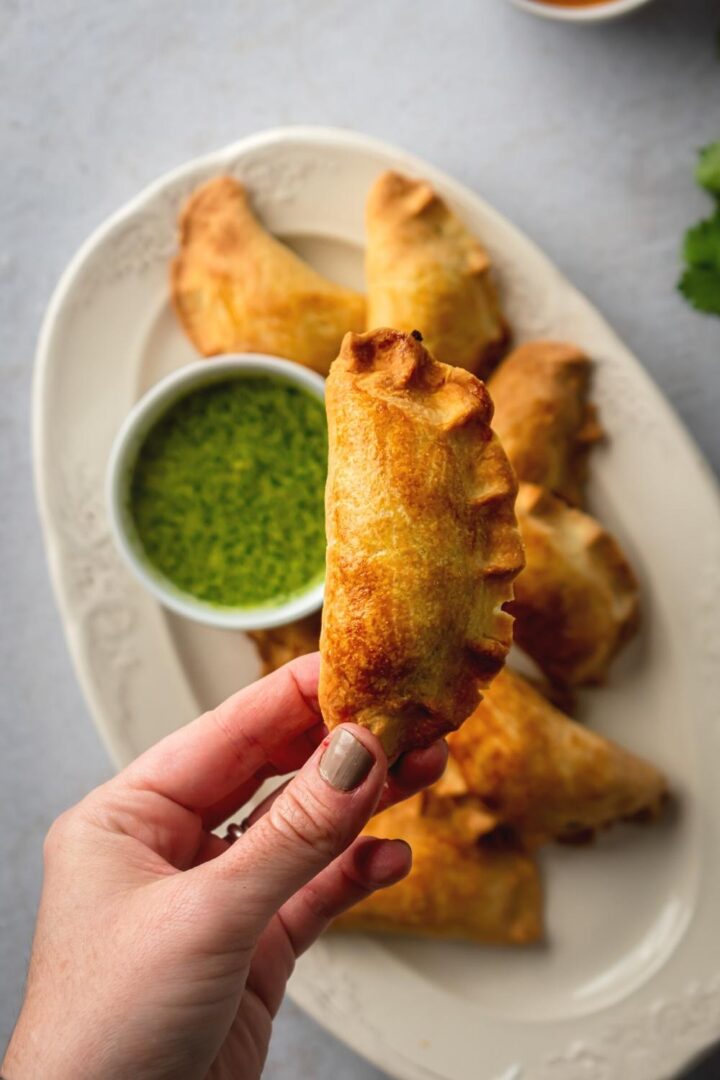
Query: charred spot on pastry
557 825 596 846
340 328 429 387
624 790 670 825
411 329 423 341
341 331 377 370
477 823 521 852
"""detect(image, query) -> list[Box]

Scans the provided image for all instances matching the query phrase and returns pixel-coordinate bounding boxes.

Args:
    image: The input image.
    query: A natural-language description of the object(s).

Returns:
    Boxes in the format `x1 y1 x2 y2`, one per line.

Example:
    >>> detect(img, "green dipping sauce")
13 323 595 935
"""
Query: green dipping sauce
128 375 327 608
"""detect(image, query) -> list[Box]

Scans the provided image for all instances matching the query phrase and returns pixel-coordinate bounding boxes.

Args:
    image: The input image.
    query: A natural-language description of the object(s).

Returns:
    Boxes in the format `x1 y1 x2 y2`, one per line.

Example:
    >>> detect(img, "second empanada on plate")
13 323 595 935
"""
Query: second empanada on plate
446 668 667 846
511 484 640 686
172 176 365 374
365 171 508 378
332 796 543 945
488 340 603 507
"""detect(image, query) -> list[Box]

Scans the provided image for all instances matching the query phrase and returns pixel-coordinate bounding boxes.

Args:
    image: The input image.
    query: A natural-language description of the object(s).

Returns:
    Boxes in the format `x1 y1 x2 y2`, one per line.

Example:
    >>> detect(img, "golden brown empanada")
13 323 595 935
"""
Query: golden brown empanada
446 668 667 846
249 612 322 678
511 484 640 686
172 176 365 374
488 341 603 507
419 751 502 846
319 328 524 759
365 171 508 379
333 796 542 944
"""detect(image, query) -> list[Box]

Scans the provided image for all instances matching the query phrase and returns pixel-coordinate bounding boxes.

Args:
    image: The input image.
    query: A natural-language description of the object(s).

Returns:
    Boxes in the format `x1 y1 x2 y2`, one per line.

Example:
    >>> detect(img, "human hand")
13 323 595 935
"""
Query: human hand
2 653 447 1080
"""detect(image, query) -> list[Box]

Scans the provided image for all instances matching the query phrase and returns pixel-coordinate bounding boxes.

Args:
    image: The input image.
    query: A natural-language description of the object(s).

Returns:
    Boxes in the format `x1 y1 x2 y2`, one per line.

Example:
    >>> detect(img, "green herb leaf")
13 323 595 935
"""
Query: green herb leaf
683 210 720 270
678 265 720 315
696 142 720 197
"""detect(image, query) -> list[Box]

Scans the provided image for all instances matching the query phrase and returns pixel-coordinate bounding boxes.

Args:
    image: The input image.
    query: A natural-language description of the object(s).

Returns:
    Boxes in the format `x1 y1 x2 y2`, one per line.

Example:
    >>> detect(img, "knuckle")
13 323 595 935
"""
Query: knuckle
267 783 340 863
340 854 376 896
296 881 337 931
43 808 81 860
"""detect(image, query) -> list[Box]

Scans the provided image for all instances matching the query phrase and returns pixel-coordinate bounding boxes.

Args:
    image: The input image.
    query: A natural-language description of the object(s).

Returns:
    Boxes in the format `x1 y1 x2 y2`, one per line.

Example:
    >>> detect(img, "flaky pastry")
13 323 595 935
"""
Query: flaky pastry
511 484 640 686
332 796 542 944
365 171 508 378
319 328 524 759
446 669 667 846
488 341 602 506
172 176 365 373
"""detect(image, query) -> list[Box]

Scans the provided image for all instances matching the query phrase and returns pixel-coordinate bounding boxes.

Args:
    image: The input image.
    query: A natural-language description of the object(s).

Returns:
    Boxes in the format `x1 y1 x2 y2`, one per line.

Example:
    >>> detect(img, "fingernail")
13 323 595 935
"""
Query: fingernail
319 728 374 791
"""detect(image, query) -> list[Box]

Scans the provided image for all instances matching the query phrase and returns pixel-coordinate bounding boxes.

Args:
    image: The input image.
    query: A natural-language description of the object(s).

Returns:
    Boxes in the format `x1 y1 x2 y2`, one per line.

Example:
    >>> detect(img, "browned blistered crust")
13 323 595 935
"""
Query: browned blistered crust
445 668 667 847
332 795 543 945
331 665 667 943
488 340 603 507
366 171 509 379
171 175 365 373
318 328 524 759
510 484 640 686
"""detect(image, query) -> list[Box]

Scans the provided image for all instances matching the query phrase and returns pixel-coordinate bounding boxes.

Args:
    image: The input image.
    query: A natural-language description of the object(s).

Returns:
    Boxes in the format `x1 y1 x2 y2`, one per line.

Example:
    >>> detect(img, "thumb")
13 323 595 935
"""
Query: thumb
200 724 387 941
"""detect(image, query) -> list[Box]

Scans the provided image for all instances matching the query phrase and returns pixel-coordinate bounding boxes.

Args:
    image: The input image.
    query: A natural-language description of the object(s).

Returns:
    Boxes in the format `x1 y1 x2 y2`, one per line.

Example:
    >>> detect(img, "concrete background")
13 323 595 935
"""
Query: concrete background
1 0 718 1076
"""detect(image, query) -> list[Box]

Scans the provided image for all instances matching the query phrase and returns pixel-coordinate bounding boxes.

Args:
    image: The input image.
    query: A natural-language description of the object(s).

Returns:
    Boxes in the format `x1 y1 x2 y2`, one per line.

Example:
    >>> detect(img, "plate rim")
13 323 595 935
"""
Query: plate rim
32 125 720 1080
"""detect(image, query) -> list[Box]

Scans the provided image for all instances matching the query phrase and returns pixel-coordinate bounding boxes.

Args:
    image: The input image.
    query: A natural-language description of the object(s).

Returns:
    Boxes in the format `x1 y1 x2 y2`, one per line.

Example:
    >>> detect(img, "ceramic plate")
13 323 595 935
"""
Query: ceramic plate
34 127 720 1080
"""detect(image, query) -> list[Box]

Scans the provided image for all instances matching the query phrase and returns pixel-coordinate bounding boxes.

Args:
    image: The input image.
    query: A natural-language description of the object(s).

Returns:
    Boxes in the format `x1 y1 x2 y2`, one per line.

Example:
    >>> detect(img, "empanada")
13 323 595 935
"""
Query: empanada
172 176 365 374
488 341 602 506
333 796 542 944
319 328 524 759
511 484 640 686
446 669 667 846
365 171 508 378
249 612 322 678
417 751 502 846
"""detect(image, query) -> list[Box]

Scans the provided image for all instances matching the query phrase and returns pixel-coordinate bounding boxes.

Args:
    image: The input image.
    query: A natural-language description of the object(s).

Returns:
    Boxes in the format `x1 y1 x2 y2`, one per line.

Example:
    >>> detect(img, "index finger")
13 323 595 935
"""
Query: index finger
118 652 322 814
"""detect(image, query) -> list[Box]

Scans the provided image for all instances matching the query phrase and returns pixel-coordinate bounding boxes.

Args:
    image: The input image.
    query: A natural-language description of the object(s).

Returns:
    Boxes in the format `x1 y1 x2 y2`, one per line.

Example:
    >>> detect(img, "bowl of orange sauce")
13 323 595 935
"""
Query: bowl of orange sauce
509 0 657 21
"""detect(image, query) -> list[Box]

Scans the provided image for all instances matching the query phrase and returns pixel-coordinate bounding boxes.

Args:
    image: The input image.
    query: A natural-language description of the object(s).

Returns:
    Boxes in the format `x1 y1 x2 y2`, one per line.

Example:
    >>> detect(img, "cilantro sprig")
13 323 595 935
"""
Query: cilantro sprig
678 142 720 316
696 142 720 198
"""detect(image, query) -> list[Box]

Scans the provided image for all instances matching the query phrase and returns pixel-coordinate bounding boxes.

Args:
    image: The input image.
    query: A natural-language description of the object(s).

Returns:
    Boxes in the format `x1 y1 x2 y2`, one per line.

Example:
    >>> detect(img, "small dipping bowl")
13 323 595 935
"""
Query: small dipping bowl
508 0 657 22
106 354 326 630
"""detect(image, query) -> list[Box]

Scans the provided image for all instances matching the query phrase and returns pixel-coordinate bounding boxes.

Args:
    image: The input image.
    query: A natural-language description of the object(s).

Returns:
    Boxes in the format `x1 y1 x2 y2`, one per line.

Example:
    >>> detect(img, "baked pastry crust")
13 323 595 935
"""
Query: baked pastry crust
171 176 365 373
365 171 508 379
332 796 542 944
488 341 602 506
319 328 524 759
446 669 667 846
511 484 640 686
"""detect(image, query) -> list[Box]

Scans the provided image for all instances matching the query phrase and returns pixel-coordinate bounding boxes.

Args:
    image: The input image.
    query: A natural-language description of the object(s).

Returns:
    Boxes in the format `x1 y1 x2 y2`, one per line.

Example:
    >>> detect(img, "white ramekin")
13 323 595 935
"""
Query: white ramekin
508 0 657 22
106 354 326 631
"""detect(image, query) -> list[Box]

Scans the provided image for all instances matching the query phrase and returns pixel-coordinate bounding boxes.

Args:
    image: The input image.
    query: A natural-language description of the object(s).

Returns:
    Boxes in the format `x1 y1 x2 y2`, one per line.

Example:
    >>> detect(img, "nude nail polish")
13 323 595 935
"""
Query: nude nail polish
319 728 374 791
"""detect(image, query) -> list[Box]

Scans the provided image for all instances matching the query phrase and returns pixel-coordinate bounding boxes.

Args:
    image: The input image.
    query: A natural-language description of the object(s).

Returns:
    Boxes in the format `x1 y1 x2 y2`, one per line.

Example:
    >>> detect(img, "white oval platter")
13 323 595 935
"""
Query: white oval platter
34 127 720 1080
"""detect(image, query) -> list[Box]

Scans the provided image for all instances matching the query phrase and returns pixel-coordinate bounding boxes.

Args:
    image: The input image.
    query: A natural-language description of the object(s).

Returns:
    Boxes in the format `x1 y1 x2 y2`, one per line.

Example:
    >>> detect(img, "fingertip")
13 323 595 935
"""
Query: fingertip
282 651 321 707
318 727 373 792
391 738 449 788
338 721 386 762
434 738 450 769
352 836 412 887
288 650 320 677
318 723 387 793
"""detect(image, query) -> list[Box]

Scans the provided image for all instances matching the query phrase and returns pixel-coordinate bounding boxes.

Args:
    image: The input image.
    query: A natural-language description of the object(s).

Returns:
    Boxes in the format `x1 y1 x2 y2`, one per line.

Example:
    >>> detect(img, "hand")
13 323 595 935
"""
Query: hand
2 653 447 1080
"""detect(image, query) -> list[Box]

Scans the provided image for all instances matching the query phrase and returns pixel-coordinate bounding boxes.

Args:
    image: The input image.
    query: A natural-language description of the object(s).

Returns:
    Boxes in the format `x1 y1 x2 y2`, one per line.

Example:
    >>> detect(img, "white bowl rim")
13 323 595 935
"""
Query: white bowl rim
507 0 656 22
106 353 327 631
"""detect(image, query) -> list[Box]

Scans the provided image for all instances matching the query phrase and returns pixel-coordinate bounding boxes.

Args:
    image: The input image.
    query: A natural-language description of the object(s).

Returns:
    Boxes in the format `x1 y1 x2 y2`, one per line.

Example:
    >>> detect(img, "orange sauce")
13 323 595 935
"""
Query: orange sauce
532 0 612 6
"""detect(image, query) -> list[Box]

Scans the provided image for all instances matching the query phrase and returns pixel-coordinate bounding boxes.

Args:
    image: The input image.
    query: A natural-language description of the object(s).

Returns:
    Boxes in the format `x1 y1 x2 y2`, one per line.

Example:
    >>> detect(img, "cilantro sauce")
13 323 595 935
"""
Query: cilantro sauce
129 375 327 608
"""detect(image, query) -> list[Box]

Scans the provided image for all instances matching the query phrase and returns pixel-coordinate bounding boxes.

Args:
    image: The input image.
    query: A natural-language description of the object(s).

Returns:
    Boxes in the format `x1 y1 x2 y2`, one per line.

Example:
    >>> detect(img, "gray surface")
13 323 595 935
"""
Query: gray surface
1 0 718 1077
